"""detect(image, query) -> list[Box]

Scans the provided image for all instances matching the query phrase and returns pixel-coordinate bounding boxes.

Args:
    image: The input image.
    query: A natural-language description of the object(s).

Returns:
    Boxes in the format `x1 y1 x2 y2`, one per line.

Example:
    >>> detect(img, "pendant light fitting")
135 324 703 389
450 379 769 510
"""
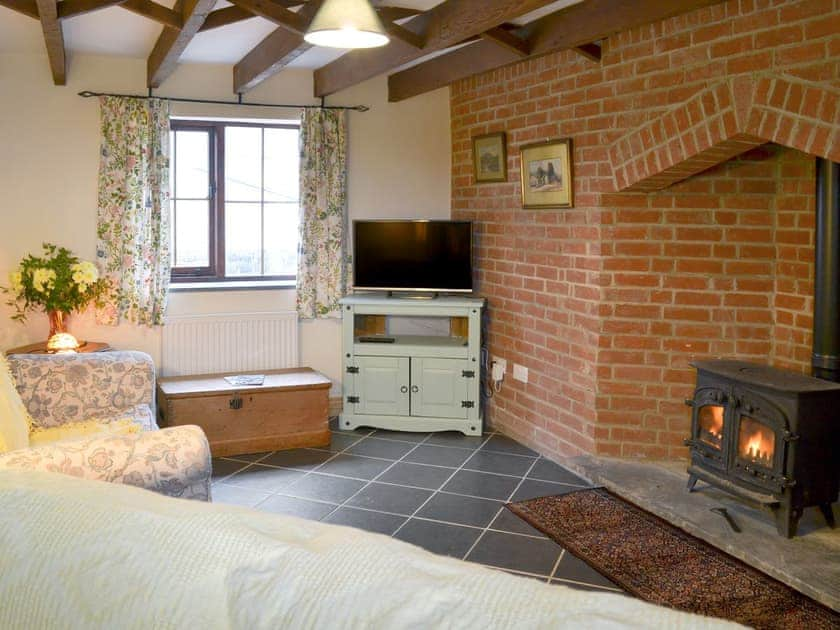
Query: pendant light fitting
304 0 390 49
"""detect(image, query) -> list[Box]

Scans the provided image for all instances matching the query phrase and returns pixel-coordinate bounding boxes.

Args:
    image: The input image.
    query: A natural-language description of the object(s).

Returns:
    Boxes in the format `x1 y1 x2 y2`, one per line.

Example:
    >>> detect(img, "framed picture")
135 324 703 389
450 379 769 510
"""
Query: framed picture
472 132 507 183
519 138 574 208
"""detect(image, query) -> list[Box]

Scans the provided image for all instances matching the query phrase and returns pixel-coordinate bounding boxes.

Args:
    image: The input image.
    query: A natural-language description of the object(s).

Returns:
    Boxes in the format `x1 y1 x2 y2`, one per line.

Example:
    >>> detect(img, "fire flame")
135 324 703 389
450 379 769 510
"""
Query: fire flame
706 406 723 438
741 426 775 465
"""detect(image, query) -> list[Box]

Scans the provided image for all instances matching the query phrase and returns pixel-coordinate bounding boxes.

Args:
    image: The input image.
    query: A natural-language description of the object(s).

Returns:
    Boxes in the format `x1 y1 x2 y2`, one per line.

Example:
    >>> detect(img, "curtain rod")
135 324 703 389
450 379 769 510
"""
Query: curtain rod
77 90 369 112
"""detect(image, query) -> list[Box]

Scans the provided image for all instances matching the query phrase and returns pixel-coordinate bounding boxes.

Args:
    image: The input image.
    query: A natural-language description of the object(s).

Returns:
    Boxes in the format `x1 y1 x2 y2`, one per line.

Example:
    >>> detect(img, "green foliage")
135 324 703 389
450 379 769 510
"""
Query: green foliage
2 243 112 323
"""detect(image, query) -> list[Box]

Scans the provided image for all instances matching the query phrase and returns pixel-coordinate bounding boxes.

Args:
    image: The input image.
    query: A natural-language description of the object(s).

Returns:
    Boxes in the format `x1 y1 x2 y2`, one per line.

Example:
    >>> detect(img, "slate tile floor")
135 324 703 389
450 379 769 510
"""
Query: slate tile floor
211 419 623 592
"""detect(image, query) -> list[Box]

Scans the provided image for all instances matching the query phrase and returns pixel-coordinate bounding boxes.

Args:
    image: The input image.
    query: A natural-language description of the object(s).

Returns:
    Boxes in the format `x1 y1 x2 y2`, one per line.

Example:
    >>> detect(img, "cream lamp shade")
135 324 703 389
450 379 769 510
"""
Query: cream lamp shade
304 0 390 49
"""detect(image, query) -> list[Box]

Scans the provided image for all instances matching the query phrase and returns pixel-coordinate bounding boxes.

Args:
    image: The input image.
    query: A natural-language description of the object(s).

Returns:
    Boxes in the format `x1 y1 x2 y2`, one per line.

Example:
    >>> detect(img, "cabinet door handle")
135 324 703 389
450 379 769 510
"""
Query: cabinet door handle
411 385 419 393
400 386 408 393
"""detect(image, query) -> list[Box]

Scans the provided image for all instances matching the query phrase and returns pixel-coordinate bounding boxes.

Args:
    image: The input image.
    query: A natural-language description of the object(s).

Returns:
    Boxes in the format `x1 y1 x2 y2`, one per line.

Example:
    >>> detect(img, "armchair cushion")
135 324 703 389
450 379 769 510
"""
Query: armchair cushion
0 357 31 454
8 351 156 430
29 417 141 448
0 425 211 501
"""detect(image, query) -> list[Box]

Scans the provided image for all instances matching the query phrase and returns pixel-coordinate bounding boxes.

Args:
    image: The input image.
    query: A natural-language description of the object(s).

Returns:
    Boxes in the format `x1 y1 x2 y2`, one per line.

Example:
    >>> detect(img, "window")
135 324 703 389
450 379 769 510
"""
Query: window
169 120 300 283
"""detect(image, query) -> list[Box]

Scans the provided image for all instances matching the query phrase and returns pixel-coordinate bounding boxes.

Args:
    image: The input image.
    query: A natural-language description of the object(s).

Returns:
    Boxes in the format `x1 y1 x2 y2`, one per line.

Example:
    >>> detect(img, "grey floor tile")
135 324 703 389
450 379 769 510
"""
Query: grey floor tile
463 450 535 477
223 464 306 493
489 508 547 538
371 429 431 443
324 507 408 536
312 433 363 453
424 431 487 450
346 437 416 460
347 482 433 516
417 492 502 528
466 530 562 576
257 495 337 521
509 479 580 502
480 434 537 457
330 417 375 435
211 483 270 508
527 459 590 486
315 453 393 480
551 579 624 593
393 519 481 559
376 462 454 490
282 473 367 504
441 469 520 501
259 449 335 470
404 444 472 468
224 451 272 463
211 458 248 481
553 551 621 590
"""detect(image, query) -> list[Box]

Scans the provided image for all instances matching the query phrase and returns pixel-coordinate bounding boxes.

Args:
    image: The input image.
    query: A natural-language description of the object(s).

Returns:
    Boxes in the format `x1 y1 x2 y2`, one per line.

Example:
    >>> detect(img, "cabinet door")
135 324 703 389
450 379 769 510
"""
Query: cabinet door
354 356 410 416
410 358 470 419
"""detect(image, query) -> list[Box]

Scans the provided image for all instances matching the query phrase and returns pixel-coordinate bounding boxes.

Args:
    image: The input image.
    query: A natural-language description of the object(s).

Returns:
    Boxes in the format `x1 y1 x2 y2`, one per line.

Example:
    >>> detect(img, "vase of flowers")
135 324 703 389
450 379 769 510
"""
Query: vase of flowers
3 243 111 340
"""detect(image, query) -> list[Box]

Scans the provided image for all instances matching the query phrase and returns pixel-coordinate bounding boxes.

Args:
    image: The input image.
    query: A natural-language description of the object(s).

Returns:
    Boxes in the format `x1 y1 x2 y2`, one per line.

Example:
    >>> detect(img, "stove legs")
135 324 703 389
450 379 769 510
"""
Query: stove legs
687 474 699 492
774 507 803 538
818 503 836 529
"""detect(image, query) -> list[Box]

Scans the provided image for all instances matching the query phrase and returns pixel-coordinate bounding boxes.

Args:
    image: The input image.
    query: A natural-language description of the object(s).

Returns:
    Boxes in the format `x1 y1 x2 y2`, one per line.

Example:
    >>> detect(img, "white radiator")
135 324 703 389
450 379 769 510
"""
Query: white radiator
161 312 299 377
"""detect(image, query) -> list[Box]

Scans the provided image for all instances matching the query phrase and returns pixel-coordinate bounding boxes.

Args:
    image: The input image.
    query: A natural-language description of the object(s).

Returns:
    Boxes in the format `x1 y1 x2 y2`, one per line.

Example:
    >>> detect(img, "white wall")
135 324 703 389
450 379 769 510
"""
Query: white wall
0 52 451 393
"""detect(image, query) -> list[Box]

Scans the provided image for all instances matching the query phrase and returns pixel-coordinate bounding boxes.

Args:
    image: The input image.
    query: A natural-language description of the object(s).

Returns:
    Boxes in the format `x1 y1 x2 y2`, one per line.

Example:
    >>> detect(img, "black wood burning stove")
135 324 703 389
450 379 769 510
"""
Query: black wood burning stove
685 360 840 537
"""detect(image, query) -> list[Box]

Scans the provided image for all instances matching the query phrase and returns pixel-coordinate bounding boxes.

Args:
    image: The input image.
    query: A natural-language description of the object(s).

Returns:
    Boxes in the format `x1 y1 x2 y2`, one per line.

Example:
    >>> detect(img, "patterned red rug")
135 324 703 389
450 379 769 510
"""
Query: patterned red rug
507 488 840 630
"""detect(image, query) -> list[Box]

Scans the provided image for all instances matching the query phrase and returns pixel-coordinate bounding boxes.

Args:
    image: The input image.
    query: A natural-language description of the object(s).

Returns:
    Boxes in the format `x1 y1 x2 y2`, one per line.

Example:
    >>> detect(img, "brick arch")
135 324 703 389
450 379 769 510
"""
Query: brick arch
609 72 840 192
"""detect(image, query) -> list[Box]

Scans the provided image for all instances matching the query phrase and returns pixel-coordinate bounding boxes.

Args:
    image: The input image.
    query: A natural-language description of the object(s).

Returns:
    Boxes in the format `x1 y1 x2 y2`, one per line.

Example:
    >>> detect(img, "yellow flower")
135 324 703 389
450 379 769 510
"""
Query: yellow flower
8 270 23 294
71 260 98 291
32 268 56 293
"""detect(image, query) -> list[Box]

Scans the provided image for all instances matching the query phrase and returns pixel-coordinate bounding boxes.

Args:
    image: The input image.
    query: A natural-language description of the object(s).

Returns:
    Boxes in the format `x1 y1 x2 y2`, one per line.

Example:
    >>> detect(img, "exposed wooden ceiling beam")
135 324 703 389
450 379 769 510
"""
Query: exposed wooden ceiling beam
227 0 307 34
57 0 126 19
480 26 530 57
0 0 39 19
375 6 421 21
35 0 66 84
232 0 322 94
382 20 424 49
121 0 182 29
388 0 725 102
147 0 216 88
313 0 559 98
199 5 253 31
573 42 602 62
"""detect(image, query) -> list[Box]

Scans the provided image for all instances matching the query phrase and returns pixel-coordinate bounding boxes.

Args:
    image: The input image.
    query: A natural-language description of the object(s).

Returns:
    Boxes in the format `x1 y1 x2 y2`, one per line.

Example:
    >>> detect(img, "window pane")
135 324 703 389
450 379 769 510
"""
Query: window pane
169 199 175 262
264 128 299 203
169 130 175 199
225 202 261 276
175 131 209 199
174 200 209 267
225 127 262 202
264 203 298 275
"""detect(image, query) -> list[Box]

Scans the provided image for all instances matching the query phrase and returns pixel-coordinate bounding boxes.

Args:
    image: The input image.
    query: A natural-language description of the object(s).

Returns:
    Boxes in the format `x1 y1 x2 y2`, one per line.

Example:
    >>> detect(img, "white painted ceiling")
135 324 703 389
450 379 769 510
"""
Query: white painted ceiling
0 0 582 68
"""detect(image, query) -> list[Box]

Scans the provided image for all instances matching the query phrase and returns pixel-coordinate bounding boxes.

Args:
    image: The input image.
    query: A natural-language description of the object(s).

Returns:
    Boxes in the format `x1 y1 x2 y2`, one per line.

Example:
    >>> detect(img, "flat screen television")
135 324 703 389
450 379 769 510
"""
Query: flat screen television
352 220 473 293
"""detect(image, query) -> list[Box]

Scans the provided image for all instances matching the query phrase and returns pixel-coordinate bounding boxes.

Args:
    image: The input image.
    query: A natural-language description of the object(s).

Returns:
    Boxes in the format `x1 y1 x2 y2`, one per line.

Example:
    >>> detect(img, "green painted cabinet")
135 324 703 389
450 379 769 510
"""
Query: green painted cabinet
339 295 486 436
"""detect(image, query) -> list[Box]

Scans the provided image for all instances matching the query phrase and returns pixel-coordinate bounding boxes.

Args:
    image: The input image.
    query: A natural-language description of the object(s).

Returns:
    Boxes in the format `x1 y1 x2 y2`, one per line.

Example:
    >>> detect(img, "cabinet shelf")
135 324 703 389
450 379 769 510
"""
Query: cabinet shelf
340 295 486 436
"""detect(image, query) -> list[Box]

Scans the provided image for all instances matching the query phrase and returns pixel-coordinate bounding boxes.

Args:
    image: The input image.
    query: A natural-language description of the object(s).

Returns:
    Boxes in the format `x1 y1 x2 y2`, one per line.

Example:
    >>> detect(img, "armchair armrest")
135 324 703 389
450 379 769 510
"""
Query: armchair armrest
7 351 155 430
0 425 211 501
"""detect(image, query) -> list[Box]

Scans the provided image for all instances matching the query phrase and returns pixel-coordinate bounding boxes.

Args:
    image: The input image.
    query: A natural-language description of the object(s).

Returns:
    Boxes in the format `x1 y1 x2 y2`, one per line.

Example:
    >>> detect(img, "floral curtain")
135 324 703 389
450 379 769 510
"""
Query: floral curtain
95 96 170 326
296 109 348 319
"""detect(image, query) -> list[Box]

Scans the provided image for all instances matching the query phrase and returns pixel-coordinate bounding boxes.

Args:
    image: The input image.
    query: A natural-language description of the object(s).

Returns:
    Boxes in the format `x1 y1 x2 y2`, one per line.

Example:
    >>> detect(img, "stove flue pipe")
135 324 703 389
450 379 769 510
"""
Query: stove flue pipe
812 158 840 383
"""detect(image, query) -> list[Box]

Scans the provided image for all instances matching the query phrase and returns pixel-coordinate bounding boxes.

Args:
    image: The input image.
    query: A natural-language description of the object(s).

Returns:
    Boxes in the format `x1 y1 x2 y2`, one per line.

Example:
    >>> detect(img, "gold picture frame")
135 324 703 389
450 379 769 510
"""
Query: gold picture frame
519 138 573 208
472 132 507 183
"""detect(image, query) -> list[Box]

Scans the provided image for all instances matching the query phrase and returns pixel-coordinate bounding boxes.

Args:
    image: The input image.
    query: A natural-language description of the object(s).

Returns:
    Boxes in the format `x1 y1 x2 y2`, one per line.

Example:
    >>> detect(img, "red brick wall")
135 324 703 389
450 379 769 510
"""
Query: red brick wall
450 0 835 460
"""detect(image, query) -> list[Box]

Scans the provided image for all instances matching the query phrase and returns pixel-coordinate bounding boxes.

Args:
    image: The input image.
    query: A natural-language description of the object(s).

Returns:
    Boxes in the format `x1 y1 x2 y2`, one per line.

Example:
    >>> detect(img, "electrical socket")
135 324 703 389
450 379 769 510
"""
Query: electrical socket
513 364 529 383
491 358 507 382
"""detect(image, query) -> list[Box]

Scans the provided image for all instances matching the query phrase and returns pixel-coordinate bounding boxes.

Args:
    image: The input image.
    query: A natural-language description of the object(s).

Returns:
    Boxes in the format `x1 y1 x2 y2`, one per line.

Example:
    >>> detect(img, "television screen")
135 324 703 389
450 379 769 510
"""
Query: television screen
353 220 473 293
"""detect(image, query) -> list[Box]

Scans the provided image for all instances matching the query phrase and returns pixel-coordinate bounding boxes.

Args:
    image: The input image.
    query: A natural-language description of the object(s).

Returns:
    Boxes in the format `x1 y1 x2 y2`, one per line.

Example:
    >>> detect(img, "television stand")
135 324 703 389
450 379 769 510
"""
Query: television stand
386 291 439 300
339 294 486 436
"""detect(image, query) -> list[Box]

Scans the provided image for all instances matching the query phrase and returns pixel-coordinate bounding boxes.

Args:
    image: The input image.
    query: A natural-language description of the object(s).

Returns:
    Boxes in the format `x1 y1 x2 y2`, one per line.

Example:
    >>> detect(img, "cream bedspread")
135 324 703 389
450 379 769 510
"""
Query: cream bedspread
0 471 740 630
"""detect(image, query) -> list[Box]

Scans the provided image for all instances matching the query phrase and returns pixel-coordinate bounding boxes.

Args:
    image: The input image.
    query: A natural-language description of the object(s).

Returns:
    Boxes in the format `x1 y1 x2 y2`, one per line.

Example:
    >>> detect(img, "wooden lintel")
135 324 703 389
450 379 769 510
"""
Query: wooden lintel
147 0 216 88
35 0 66 84
480 26 530 57
0 0 39 19
387 0 726 103
232 0 322 94
199 5 253 31
227 0 307 35
574 42 602 62
121 0 182 28
313 0 558 98
57 0 127 19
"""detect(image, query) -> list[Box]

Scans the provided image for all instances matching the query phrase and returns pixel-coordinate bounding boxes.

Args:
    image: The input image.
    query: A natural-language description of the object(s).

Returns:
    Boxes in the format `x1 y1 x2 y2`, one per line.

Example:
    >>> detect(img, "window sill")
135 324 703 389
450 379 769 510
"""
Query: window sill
169 280 296 292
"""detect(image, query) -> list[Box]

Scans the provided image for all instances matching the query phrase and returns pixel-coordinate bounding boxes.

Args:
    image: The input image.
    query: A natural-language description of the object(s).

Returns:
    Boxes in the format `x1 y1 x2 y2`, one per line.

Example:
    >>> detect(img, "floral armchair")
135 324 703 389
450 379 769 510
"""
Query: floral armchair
0 351 211 501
